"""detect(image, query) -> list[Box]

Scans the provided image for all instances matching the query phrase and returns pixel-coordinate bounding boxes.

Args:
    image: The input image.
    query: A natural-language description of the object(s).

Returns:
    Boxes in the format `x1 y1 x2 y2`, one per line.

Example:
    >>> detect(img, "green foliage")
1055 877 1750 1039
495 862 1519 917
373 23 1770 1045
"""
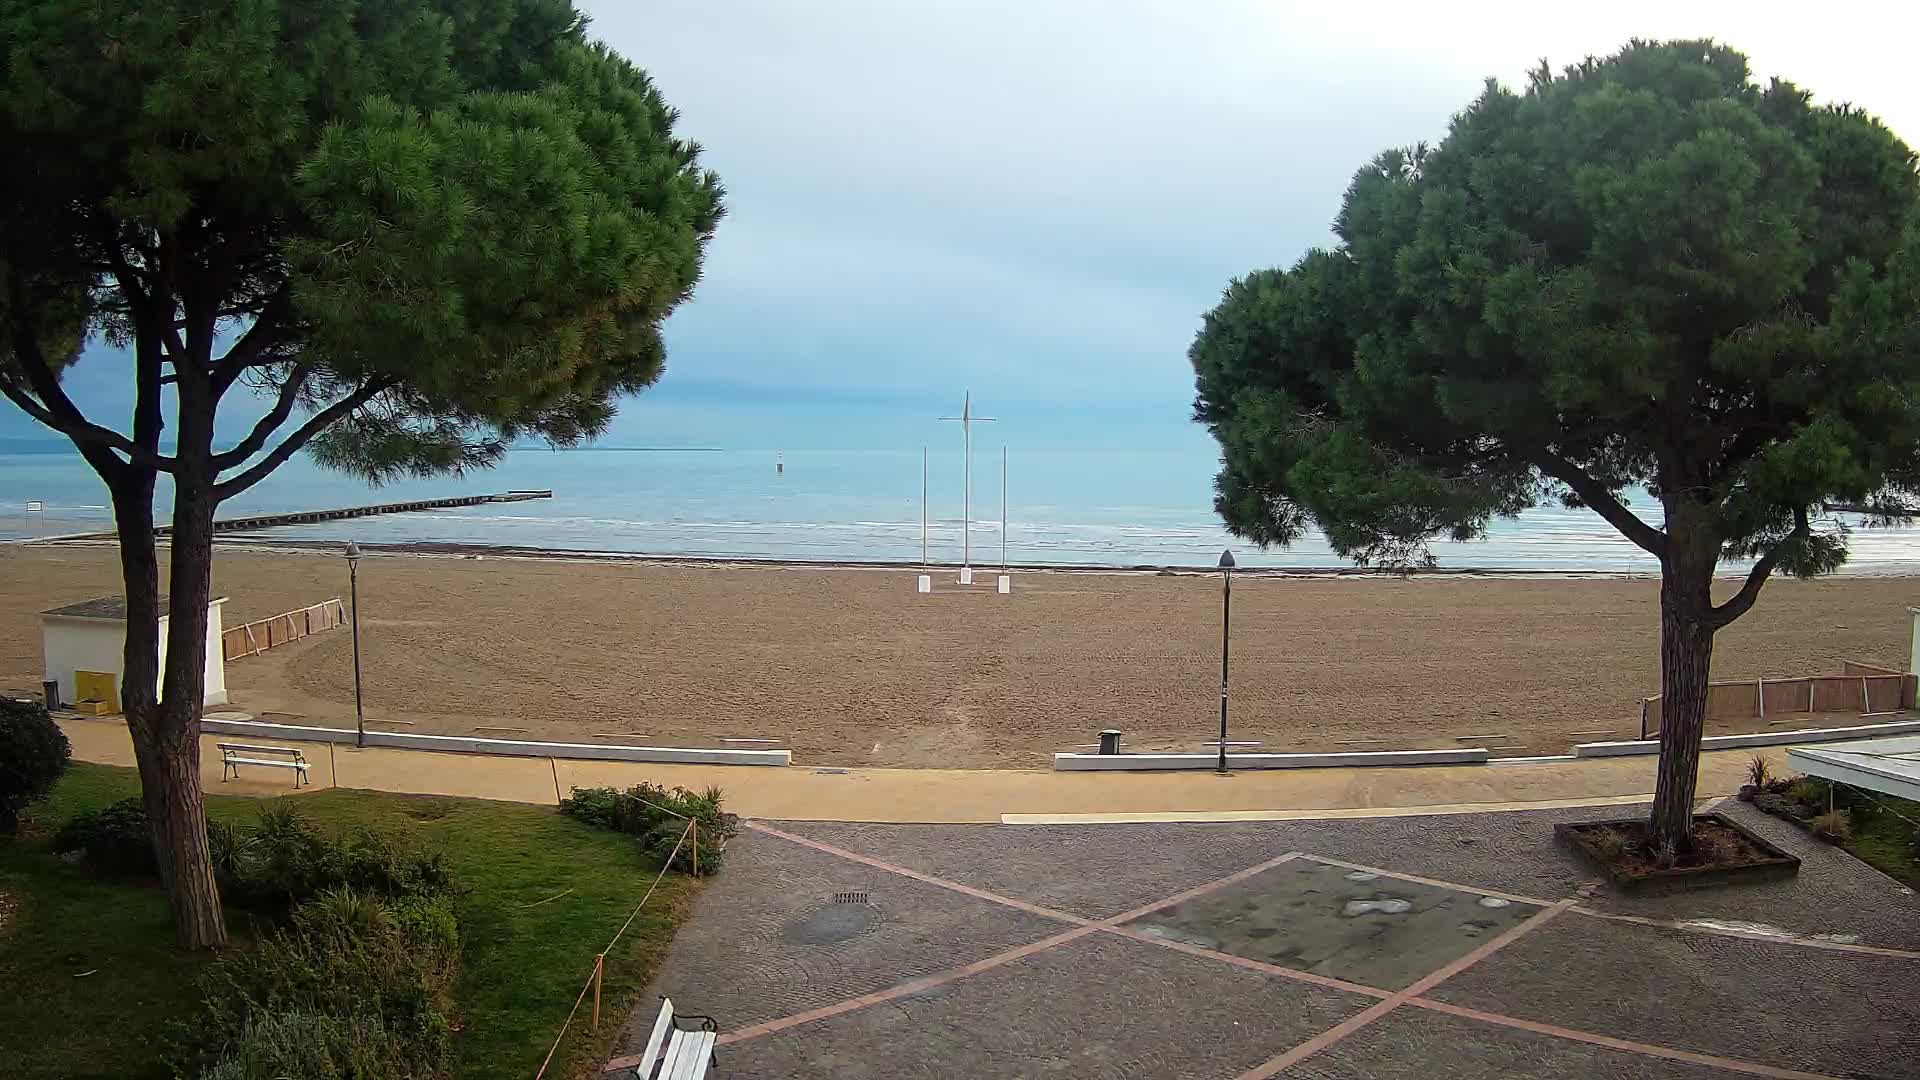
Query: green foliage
560 782 734 873
53 796 156 875
1745 754 1774 789
56 799 449 912
0 697 69 833
1788 776 1831 808
0 0 724 481
185 888 461 1079
3 763 700 1080
1191 40 1920 575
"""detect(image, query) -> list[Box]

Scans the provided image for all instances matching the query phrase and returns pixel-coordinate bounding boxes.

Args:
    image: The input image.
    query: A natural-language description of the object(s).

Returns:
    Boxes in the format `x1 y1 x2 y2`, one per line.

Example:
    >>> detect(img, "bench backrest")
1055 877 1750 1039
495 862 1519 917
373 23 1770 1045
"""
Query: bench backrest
635 999 675 1077
217 743 305 758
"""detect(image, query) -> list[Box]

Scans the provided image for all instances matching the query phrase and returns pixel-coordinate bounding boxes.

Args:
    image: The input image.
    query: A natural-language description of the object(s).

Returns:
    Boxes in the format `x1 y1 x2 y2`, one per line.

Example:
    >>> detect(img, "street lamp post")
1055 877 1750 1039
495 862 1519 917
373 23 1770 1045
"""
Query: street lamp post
345 541 365 748
1217 549 1234 774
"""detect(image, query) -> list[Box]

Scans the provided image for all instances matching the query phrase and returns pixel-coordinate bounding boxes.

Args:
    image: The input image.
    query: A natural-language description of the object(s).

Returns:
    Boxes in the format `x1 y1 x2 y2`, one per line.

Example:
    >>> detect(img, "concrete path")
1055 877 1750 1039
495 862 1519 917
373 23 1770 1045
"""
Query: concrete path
621 802 1919 1079
60 715 1767 823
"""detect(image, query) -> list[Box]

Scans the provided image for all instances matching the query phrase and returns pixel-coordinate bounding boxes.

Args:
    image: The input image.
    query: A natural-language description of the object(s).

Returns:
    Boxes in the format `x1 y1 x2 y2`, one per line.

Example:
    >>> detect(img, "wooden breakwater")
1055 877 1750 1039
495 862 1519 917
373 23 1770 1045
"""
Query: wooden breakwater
45 490 553 543
160 490 553 535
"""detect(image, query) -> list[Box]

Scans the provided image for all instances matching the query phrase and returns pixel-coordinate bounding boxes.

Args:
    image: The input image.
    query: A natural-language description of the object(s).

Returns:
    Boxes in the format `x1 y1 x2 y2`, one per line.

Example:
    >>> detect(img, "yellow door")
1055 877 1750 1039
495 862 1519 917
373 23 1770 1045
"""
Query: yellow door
74 670 120 714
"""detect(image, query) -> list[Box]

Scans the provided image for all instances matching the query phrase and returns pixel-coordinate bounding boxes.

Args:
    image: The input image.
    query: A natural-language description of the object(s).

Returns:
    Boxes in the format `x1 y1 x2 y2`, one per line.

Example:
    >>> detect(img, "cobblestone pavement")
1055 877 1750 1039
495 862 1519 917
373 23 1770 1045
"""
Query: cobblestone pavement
613 802 1919 1079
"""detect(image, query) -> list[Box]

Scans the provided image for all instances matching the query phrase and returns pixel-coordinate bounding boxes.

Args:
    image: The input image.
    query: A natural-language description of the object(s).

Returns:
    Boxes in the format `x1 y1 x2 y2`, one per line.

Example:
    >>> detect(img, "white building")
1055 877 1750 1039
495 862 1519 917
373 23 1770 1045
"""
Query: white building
40 595 229 711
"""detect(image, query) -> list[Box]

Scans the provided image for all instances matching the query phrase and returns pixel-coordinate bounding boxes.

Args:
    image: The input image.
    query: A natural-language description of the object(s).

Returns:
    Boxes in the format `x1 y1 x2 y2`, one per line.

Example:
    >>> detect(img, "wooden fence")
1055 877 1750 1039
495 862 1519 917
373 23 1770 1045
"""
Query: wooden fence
1639 658 1917 732
222 599 347 661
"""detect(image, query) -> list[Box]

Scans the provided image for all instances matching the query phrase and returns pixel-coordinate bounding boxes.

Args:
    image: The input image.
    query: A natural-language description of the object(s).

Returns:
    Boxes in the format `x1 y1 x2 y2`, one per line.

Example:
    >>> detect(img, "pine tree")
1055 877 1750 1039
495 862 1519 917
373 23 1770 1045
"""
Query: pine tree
0 0 723 947
1191 40 1920 853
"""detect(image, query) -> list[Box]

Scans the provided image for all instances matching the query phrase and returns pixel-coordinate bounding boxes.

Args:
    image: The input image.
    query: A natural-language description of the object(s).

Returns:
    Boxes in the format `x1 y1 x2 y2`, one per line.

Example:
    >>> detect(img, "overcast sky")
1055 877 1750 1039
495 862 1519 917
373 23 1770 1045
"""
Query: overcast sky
19 2 1920 454
585 0 1920 448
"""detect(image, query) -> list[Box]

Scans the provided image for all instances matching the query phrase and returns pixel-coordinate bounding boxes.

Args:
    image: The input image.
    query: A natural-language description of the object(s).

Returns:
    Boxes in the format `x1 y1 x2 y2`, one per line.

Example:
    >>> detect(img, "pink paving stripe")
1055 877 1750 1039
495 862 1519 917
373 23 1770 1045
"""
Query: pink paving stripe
716 925 1098 1046
1294 853 1556 907
1407 998 1846 1080
1106 851 1304 923
1099 925 1391 1000
746 822 1094 926
1570 907 1920 961
1233 900 1576 1079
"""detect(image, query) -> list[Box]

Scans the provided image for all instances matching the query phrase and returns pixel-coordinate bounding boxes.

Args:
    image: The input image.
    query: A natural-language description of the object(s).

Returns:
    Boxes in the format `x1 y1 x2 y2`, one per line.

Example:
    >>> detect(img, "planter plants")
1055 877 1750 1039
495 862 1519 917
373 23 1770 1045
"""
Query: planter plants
1557 813 1800 893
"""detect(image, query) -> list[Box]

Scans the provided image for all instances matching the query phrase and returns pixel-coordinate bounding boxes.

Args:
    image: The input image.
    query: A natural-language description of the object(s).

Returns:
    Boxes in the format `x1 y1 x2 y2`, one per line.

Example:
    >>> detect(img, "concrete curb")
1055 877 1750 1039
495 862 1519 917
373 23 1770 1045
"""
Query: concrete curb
200 717 791 766
1052 748 1490 771
1573 718 1920 758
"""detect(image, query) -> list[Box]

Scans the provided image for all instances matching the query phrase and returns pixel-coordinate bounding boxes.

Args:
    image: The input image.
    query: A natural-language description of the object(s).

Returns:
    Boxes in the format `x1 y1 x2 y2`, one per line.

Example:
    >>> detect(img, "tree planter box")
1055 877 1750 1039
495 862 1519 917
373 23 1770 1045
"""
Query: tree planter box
1556 813 1800 894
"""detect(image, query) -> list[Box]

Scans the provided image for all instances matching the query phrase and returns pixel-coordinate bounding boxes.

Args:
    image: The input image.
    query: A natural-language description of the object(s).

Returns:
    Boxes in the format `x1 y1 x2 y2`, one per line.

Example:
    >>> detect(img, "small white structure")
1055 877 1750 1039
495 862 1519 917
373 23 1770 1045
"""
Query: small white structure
40 595 228 711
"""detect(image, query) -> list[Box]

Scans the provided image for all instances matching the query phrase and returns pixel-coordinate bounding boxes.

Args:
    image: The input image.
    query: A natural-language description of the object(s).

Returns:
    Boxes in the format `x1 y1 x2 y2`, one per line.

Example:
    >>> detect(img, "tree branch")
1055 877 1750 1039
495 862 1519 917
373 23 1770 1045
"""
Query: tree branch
210 289 290 396
1534 450 1668 557
213 378 394 501
4 307 173 473
1711 506 1809 629
210 362 312 469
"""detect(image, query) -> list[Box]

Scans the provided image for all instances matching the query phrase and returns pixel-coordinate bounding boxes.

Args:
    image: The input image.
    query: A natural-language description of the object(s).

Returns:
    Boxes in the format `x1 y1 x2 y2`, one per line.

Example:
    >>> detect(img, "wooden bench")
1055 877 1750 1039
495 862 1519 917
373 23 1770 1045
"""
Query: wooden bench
218 743 310 788
630 998 717 1079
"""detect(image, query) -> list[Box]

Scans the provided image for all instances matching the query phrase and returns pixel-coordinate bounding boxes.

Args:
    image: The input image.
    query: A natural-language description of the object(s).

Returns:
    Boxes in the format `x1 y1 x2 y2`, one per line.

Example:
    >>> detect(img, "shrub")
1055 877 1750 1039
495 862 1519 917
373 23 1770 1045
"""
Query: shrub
1811 809 1852 843
560 782 736 873
1788 776 1830 810
58 801 448 912
0 697 71 833
187 888 461 1079
1745 754 1774 790
53 797 157 875
198 1009 418 1080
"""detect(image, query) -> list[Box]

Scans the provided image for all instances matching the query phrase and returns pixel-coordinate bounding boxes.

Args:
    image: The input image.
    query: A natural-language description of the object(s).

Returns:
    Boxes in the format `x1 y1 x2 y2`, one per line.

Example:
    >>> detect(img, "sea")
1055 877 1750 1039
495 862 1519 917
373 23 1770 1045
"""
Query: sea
4 446 1920 574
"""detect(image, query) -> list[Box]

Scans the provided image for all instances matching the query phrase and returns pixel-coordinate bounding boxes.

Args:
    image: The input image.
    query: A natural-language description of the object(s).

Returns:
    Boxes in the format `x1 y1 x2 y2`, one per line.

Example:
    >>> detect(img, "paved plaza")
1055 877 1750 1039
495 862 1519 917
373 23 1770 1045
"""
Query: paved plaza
615 801 1919 1079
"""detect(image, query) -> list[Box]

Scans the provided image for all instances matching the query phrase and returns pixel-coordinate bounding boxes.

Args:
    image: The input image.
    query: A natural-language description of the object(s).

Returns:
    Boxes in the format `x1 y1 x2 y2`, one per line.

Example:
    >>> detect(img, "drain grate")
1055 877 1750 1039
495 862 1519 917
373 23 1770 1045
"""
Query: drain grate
832 891 869 904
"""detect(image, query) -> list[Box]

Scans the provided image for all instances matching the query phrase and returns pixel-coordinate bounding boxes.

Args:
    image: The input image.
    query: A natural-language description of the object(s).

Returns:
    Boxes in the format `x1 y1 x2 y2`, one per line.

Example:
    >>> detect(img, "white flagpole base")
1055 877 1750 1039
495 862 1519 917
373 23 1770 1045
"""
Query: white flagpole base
916 574 932 594
959 566 974 585
997 575 1011 594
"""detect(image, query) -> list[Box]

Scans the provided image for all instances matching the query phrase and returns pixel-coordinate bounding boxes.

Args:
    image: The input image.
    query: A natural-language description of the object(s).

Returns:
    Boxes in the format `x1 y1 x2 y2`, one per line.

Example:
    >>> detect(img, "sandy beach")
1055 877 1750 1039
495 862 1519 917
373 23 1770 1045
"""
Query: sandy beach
2 544 1914 768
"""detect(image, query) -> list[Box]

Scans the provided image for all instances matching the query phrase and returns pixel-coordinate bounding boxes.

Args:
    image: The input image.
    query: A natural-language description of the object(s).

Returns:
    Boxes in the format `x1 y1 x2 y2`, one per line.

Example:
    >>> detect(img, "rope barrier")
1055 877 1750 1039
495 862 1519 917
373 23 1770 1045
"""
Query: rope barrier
532 818 695 1080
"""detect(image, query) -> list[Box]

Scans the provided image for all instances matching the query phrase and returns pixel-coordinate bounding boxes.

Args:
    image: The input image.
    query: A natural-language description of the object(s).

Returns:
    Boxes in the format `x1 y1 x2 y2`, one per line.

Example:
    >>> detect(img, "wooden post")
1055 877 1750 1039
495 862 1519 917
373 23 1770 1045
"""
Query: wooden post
690 820 699 879
1861 677 1871 713
1756 678 1765 721
591 953 604 1030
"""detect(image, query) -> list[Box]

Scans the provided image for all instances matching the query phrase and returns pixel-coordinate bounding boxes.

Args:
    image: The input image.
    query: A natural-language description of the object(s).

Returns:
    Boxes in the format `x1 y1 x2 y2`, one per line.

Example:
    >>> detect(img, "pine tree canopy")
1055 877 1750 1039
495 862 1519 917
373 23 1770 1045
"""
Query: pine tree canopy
0 0 724 489
1192 40 1920 579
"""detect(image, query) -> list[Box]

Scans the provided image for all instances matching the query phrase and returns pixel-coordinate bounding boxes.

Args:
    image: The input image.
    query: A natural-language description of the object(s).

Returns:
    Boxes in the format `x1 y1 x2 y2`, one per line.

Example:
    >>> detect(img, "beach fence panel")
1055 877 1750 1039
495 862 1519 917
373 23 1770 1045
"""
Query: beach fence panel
1704 682 1760 722
222 599 346 661
1760 678 1813 718
1841 659 1918 708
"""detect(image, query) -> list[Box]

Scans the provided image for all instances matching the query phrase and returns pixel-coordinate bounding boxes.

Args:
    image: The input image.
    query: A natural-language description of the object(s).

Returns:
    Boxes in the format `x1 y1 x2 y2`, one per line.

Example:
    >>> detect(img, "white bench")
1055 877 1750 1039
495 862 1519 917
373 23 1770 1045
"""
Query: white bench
631 998 717 1079
218 742 311 788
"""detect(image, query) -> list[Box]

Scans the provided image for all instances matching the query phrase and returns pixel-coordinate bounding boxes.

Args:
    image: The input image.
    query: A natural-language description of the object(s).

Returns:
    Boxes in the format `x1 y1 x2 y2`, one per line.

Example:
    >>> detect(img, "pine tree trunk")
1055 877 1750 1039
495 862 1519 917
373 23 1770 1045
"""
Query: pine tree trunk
1650 534 1718 856
105 346 229 950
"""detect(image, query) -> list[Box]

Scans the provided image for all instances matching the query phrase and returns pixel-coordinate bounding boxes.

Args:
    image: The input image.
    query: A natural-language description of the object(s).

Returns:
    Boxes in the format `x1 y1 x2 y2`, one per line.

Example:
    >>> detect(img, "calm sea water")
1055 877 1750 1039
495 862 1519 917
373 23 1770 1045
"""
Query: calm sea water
4 447 1919 573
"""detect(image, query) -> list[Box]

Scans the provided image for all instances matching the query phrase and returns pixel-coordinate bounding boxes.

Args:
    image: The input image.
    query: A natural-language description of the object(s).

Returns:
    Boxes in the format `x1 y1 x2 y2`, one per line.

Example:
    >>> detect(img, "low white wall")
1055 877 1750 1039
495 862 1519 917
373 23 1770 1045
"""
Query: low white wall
200 718 791 766
1053 748 1490 771
1574 718 1920 758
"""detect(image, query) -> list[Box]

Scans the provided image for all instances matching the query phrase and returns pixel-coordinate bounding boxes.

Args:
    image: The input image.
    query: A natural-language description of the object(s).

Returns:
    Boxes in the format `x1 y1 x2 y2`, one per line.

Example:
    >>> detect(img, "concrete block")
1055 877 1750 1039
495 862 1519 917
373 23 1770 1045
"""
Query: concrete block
200 717 792 766
997 574 1011 594
1573 717 1920 758
1051 748 1489 771
916 574 931 593
959 566 974 584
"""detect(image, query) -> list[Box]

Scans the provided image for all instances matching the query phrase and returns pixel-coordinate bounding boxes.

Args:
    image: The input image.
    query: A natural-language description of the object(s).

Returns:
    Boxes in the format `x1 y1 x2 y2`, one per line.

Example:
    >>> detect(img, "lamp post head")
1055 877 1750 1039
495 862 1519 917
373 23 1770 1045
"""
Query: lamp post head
1217 549 1235 571
344 541 362 564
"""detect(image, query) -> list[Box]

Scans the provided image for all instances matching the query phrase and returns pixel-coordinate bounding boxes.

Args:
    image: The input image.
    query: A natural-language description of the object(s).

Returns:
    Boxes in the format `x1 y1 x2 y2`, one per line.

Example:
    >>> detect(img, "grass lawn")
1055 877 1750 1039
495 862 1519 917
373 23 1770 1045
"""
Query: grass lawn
0 762 699 1080
1833 788 1920 891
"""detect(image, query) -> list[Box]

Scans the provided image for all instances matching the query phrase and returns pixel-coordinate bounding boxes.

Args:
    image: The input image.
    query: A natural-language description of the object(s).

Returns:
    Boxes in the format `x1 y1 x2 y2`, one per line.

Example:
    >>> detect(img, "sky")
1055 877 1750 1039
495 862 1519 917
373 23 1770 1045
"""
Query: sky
15 0 1920 455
